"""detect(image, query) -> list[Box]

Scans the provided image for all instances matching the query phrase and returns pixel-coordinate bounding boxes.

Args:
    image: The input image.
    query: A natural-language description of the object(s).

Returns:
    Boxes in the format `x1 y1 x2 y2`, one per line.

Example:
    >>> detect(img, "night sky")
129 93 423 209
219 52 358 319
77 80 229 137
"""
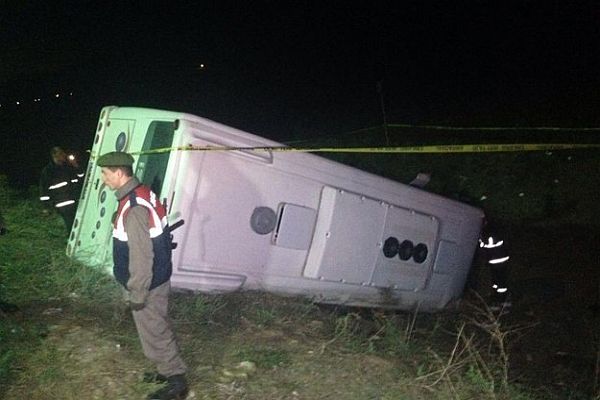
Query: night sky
2 1 600 187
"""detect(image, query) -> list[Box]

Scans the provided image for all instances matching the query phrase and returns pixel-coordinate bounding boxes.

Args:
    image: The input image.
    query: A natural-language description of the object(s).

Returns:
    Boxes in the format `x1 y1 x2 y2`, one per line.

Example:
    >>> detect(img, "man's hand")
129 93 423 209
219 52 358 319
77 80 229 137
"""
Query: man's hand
129 301 145 311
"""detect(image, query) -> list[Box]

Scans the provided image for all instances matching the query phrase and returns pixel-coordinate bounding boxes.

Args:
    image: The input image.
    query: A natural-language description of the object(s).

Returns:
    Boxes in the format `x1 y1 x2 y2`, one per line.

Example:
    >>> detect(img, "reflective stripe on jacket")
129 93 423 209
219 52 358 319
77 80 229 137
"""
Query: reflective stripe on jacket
39 162 81 207
478 236 510 265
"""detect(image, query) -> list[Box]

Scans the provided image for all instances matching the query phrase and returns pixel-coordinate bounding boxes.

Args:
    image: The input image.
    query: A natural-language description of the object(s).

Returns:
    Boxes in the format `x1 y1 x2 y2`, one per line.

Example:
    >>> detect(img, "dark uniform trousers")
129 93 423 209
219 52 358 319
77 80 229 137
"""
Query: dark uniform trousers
58 203 77 232
132 282 187 376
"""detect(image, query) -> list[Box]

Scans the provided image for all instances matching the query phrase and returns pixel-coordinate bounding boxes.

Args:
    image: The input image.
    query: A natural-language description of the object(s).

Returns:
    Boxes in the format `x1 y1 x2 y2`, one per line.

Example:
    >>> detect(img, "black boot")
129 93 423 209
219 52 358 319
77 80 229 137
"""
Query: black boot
147 374 188 400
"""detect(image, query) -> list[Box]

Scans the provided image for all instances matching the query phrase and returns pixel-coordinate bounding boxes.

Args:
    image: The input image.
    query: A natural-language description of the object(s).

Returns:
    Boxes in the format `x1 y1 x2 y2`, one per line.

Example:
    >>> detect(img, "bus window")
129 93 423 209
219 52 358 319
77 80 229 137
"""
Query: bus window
135 121 175 197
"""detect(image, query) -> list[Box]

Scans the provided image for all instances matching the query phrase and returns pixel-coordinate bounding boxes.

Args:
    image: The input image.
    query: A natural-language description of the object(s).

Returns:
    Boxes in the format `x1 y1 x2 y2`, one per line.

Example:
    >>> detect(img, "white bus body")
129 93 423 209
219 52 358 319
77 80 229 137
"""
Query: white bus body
68 106 483 311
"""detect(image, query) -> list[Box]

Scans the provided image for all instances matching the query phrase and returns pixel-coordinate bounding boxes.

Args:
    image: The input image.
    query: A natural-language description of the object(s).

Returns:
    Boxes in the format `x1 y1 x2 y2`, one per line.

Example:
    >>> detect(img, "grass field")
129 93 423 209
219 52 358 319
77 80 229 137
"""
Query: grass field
1 173 598 399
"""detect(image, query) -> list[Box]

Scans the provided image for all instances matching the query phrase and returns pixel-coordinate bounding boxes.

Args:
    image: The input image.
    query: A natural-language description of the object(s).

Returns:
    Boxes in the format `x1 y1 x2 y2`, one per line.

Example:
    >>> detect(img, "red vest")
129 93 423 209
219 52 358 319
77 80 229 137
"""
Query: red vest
112 185 172 290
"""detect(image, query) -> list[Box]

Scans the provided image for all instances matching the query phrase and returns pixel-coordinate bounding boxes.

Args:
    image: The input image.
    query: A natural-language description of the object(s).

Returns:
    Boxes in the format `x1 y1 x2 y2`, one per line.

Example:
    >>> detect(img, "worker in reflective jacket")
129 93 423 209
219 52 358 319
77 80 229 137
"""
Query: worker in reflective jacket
478 218 511 310
97 151 188 400
39 146 83 232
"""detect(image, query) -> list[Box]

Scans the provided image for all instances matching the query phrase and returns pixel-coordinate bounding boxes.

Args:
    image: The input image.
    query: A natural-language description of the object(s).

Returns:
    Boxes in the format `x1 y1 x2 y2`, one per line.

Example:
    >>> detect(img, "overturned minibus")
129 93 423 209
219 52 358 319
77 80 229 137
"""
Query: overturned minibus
68 106 484 311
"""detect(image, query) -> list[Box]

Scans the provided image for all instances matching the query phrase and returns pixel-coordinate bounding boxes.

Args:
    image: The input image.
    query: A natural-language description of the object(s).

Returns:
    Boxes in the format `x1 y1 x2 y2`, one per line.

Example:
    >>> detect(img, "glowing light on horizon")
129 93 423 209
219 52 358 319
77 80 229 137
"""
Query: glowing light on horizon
0 91 75 112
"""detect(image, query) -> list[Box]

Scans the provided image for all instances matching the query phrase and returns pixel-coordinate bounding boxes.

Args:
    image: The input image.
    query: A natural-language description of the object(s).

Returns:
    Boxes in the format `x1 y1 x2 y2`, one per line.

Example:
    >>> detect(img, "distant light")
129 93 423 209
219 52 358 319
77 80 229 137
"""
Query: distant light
69 92 73 96
480 195 487 201
518 192 525 197
16 101 20 105
55 93 60 98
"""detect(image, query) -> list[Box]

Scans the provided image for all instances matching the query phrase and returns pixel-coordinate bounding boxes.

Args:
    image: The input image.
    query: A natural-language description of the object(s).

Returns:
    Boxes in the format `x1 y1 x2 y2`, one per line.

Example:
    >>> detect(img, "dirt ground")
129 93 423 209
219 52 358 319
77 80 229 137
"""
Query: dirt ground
3 302 426 400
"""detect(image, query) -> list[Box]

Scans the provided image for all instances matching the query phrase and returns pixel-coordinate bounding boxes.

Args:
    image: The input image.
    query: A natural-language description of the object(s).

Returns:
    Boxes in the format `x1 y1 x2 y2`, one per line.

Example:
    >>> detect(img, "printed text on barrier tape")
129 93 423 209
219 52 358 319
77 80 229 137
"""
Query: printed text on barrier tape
121 143 600 156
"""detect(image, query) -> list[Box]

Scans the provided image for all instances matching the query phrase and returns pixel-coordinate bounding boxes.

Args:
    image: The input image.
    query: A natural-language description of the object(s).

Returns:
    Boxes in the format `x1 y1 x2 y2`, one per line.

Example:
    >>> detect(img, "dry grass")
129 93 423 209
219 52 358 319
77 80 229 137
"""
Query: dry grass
0 178 583 400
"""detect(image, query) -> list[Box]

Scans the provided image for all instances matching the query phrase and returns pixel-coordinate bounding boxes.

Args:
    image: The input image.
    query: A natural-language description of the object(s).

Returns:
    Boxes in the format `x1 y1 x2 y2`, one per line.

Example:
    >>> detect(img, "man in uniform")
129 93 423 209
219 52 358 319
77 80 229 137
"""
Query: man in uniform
39 146 83 233
97 151 188 400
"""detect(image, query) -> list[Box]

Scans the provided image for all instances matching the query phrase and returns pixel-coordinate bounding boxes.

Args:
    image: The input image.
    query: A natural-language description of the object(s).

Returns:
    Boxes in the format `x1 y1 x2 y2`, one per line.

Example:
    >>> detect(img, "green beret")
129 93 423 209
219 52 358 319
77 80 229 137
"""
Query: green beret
96 151 135 167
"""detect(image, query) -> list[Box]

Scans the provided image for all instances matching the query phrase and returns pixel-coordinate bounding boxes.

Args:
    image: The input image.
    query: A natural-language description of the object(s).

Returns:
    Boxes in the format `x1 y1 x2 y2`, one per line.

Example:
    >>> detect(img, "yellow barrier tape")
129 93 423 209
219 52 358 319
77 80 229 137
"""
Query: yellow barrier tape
387 123 600 132
125 143 600 156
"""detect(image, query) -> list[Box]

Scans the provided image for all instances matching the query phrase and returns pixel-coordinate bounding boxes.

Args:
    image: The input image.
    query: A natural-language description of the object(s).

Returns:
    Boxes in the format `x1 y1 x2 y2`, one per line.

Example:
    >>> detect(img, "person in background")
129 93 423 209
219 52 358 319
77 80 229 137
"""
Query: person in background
0 210 19 314
0 209 6 236
39 146 83 233
478 217 512 311
97 151 188 400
